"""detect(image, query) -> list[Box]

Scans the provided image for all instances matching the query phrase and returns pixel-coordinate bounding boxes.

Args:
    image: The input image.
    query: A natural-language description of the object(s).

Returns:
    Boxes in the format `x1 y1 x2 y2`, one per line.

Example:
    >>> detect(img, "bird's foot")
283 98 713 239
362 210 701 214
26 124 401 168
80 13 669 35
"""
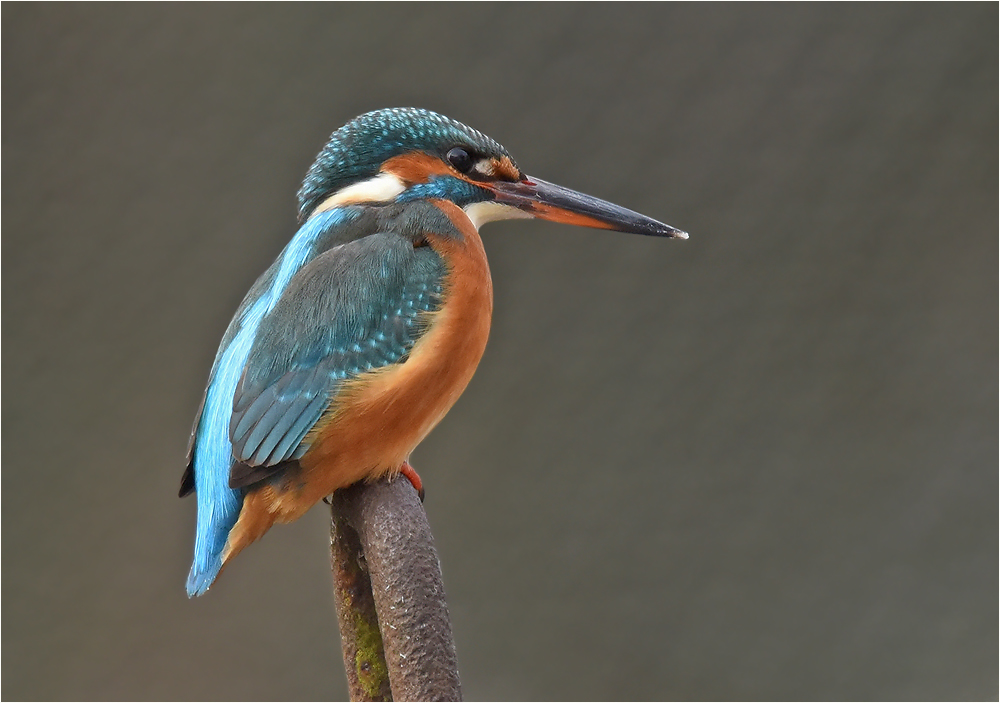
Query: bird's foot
399 461 425 502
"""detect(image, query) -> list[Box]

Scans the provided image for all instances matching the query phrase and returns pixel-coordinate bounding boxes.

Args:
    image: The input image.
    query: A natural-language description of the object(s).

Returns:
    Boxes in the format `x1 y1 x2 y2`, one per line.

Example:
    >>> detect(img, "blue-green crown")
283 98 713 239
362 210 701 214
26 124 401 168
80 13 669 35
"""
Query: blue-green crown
297 108 514 220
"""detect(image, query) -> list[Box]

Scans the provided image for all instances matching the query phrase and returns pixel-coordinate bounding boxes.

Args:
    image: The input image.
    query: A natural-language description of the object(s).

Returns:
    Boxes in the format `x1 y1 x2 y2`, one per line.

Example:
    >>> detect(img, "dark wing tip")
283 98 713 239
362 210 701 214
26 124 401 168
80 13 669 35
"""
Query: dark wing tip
229 460 294 490
179 464 195 498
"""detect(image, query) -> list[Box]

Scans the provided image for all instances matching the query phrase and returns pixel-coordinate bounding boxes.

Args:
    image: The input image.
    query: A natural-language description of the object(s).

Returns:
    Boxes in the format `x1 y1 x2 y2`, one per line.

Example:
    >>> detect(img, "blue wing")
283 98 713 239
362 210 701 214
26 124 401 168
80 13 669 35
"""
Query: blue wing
183 205 447 596
228 232 445 473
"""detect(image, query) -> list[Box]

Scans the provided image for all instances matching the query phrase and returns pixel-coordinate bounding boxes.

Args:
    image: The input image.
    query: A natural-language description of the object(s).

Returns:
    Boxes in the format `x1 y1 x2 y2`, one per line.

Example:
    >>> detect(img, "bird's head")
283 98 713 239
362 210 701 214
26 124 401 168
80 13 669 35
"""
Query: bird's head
297 107 686 239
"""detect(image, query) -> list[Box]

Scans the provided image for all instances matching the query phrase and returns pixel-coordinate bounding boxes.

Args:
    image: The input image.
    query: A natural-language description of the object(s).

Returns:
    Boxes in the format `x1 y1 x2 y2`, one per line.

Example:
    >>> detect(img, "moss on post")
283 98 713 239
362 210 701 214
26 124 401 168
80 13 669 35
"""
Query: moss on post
331 511 392 701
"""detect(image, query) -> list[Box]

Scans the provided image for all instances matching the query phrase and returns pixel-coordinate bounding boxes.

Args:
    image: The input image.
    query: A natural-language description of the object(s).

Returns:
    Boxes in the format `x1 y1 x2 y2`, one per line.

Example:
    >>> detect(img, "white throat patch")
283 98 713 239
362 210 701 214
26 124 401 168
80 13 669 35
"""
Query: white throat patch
463 201 532 231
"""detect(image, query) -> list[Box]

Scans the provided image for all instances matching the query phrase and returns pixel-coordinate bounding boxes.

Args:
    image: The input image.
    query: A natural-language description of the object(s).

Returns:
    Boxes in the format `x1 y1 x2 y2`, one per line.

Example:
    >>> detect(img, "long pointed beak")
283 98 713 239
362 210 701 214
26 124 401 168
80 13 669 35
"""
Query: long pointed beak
488 175 688 239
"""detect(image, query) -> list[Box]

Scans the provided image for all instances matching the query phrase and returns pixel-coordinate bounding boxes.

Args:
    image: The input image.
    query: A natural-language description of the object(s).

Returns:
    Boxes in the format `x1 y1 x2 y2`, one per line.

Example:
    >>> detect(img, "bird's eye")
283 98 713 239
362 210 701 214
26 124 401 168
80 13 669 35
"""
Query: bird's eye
446 147 473 173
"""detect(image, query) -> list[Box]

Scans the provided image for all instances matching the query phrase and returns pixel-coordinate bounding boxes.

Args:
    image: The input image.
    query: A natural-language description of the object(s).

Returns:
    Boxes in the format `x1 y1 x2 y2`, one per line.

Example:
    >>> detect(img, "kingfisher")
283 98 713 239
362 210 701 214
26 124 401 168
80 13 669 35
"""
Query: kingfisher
180 108 686 596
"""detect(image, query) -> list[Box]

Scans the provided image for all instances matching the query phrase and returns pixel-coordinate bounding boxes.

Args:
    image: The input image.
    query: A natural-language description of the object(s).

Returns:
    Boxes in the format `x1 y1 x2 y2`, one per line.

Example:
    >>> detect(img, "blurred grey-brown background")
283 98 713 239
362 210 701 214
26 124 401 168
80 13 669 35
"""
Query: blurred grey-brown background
4 4 997 700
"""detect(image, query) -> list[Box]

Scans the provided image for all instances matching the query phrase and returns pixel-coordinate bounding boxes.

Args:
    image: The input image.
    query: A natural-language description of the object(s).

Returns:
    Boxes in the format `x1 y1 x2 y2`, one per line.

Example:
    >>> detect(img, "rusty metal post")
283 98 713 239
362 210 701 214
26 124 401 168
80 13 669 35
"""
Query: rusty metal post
330 477 462 701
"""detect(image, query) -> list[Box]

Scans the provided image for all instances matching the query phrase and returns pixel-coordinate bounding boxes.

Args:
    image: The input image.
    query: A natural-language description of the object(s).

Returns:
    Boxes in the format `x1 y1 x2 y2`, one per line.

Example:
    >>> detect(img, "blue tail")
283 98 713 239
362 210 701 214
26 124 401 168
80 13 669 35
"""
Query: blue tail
186 480 242 597
186 299 269 597
185 217 334 595
185 389 244 595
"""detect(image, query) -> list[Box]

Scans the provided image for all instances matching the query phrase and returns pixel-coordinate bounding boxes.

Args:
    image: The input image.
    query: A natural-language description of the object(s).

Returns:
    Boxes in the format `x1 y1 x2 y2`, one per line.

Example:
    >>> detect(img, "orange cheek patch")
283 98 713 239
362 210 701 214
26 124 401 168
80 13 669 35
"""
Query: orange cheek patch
492 156 521 181
382 152 452 184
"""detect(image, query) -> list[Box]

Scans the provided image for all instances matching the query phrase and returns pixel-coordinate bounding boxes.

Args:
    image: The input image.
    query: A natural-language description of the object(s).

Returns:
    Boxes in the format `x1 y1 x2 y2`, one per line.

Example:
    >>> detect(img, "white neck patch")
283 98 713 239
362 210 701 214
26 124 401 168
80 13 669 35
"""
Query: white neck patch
310 175 534 232
463 201 532 231
311 172 407 216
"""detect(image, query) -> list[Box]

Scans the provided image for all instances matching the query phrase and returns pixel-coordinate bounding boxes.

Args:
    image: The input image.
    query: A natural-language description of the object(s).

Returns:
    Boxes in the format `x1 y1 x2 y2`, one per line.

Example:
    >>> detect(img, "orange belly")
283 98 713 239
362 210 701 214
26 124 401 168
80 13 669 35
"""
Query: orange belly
222 201 492 564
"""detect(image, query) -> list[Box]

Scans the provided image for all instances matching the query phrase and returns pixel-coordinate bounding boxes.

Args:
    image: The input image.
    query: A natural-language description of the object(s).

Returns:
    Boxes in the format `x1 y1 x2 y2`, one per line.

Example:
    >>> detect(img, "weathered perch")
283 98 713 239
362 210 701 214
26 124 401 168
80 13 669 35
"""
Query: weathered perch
330 477 462 702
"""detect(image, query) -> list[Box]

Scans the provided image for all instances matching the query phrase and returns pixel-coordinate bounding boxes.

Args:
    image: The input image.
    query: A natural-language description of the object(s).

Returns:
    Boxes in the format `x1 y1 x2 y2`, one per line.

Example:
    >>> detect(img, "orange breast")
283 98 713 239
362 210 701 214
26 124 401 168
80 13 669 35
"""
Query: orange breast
300 200 493 491
223 201 492 562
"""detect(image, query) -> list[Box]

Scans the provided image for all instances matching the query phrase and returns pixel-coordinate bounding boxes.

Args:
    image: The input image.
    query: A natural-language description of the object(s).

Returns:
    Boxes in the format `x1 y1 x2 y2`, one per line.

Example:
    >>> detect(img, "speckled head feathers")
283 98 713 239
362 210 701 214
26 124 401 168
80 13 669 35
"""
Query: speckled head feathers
297 108 516 221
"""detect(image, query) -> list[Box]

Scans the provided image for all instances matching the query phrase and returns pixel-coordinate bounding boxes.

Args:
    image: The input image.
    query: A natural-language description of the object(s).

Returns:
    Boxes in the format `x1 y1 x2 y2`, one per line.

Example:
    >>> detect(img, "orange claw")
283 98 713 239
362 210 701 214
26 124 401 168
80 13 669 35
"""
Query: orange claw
399 462 425 502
